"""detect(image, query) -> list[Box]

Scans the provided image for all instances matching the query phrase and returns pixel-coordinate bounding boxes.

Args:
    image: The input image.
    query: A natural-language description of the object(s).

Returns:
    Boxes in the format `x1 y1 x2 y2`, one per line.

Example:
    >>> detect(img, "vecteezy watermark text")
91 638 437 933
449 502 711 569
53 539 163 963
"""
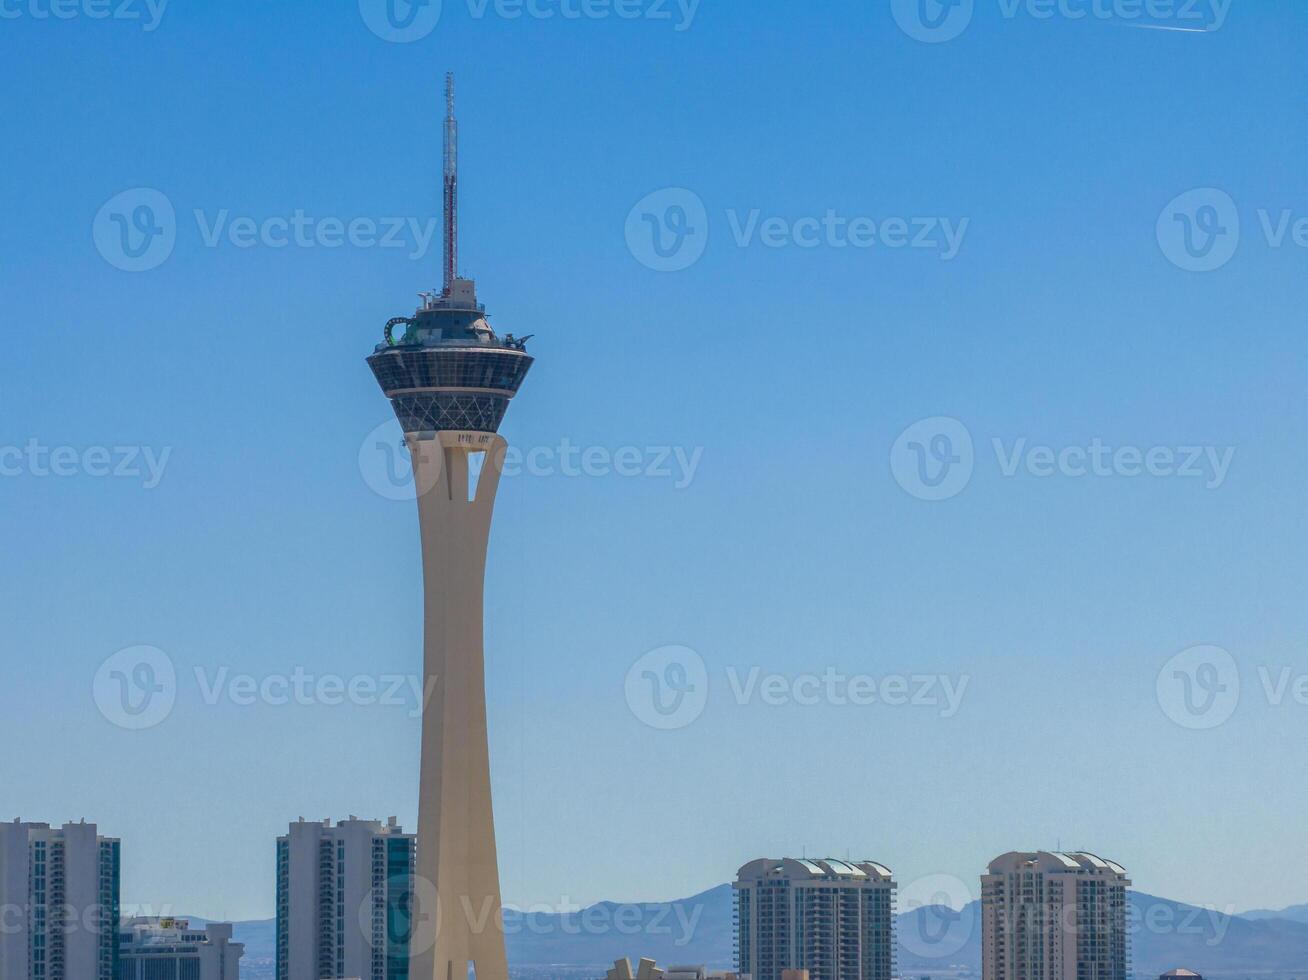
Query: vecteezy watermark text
724 210 969 259
193 211 437 258
94 188 439 272
1 440 171 489
891 0 1231 44
357 0 699 43
891 417 1235 501
359 420 705 501
193 667 435 718
625 188 969 272
624 645 971 730
0 902 119 938
93 646 437 730
0 0 168 30
725 666 970 716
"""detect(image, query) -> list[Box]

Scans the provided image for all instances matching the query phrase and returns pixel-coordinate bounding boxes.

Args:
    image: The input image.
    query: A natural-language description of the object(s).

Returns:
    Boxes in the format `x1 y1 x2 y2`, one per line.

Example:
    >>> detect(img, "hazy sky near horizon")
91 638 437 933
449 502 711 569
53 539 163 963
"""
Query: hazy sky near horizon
3 0 1308 924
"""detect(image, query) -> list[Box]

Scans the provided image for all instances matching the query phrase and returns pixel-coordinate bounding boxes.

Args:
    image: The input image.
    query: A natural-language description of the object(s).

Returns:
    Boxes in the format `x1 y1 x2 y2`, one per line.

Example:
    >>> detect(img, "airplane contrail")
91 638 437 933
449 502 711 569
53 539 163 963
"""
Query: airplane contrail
1119 21 1211 32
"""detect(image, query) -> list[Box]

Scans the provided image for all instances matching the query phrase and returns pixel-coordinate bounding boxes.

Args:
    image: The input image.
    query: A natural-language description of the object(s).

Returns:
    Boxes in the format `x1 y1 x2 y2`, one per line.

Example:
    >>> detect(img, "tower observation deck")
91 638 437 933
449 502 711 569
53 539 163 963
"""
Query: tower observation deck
368 72 534 435
365 74 531 980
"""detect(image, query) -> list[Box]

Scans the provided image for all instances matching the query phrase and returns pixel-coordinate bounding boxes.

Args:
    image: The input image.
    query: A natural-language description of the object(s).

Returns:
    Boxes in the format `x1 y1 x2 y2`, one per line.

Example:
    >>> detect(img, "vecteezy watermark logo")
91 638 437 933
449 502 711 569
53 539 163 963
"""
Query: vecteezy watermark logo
1157 188 1240 273
0 0 170 30
891 0 975 43
93 646 177 730
362 0 700 38
725 210 969 257
998 0 1232 30
1157 189 1308 273
359 420 706 499
625 188 710 273
898 874 977 959
892 0 1231 41
625 645 709 730
891 417 975 501
193 667 436 718
360 874 441 958
1157 644 1240 730
191 211 437 257
724 668 969 717
94 189 441 272
358 420 447 502
625 189 970 272
358 0 443 41
892 420 1236 501
93 188 176 273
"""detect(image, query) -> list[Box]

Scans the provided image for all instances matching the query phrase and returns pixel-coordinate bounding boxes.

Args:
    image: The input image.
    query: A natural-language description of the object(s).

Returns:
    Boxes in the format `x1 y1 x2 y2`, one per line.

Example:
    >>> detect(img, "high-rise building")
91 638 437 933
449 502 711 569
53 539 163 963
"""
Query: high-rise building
365 73 534 980
734 858 896 980
981 852 1130 980
119 917 244 980
275 817 416 980
0 819 120 980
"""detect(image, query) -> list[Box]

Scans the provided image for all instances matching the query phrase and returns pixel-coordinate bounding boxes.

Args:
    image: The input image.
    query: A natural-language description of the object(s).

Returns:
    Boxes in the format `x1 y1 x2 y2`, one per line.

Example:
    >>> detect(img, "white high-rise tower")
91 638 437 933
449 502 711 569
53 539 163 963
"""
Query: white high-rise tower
735 858 897 980
981 851 1130 980
0 820 121 980
367 75 534 980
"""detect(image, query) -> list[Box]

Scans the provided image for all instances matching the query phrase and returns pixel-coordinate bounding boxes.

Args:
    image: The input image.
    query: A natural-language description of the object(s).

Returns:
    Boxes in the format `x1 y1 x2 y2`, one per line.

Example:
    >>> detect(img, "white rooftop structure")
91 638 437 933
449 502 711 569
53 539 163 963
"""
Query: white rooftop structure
982 851 1131 980
604 960 748 980
119 918 243 980
735 858 895 980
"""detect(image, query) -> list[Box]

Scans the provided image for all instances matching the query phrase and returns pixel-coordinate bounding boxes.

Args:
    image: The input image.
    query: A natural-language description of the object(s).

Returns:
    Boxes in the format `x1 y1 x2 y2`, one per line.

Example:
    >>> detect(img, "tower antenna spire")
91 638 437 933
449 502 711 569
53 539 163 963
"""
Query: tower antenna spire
442 71 458 294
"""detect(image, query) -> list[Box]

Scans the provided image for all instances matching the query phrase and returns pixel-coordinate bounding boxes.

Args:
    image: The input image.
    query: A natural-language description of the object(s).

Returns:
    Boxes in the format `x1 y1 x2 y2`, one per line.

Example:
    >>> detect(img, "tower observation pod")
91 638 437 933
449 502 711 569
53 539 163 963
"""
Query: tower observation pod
366 74 533 980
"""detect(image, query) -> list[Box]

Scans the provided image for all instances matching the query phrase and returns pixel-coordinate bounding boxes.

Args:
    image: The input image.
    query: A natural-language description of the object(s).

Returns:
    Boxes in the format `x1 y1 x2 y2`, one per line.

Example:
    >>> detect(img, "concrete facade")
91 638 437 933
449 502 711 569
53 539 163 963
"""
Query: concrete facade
119 917 243 980
981 852 1130 980
0 820 120 980
276 817 415 980
735 858 896 980
367 75 534 980
408 429 513 980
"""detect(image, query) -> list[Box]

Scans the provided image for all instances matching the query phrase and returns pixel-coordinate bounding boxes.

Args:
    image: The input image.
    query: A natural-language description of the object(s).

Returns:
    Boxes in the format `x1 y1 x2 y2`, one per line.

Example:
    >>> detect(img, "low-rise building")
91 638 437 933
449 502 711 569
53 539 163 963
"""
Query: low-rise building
604 960 749 980
119 917 244 980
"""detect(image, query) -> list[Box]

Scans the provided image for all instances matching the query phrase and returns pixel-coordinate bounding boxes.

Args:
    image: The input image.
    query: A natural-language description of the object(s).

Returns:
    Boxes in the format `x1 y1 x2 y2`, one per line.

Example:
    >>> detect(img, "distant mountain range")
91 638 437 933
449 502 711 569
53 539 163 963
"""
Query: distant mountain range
1241 904 1308 925
198 888 1308 980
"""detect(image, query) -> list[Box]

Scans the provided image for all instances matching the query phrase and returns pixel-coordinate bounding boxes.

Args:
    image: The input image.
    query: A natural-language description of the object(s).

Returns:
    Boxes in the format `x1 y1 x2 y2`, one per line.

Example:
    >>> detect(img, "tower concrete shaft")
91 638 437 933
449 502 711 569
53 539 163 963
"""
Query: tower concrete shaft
367 73 533 980
410 431 510 980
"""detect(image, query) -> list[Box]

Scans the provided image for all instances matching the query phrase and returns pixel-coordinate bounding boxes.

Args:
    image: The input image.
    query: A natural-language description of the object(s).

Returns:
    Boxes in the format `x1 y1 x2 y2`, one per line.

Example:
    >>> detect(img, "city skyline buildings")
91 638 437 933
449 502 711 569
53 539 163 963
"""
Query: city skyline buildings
7 0 1308 928
0 817 1266 980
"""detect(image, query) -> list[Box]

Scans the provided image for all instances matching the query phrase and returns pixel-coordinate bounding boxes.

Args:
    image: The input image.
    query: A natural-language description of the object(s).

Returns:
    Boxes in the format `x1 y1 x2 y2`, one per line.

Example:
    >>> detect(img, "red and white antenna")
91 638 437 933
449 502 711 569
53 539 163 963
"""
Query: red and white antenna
442 72 459 294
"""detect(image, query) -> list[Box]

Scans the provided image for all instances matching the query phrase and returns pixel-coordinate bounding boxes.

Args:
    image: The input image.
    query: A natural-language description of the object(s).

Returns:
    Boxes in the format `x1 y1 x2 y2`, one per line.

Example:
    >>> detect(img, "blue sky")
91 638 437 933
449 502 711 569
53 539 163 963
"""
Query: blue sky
3 0 1308 925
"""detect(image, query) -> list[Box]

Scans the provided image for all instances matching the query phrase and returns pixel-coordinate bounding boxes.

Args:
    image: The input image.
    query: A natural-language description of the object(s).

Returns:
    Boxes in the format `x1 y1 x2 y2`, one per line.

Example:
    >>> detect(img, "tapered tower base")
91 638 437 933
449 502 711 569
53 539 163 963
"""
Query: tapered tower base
409 431 510 980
